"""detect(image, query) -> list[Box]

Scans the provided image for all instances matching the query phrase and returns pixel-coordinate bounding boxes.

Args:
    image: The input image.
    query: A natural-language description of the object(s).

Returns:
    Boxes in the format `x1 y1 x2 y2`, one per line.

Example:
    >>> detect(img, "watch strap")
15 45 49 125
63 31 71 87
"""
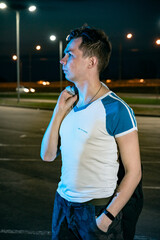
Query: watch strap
103 209 115 221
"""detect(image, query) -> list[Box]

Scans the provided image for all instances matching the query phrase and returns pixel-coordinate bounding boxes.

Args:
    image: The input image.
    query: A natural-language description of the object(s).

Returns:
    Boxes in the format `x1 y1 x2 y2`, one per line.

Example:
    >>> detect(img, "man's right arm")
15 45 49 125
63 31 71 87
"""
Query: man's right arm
40 89 77 162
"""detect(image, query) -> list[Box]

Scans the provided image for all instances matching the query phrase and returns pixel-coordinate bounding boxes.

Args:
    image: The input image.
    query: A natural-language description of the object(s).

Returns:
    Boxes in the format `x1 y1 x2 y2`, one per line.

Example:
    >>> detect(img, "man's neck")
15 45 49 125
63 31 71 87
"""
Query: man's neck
75 80 109 107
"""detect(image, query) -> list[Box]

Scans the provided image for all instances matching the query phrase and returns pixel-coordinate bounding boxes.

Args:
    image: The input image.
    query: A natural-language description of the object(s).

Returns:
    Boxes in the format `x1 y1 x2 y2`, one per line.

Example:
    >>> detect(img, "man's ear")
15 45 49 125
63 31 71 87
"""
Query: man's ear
88 56 98 69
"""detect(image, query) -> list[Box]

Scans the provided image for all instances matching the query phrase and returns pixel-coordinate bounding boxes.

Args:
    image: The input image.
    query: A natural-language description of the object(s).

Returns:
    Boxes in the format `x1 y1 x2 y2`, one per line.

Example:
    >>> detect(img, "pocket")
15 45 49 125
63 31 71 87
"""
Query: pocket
92 205 108 235
93 208 123 239
107 211 123 234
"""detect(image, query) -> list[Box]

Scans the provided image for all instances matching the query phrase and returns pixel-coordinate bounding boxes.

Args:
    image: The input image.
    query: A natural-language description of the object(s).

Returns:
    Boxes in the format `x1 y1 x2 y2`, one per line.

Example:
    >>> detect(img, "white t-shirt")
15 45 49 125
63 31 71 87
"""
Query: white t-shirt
57 91 137 202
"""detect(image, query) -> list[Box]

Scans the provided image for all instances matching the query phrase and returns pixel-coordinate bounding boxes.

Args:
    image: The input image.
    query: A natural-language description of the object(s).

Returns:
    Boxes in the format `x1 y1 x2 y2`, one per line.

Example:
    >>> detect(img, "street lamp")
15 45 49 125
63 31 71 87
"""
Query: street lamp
126 33 133 39
50 35 56 41
12 54 17 61
156 39 160 45
50 35 63 92
28 5 36 12
0 2 6 9
0 2 36 102
36 45 41 51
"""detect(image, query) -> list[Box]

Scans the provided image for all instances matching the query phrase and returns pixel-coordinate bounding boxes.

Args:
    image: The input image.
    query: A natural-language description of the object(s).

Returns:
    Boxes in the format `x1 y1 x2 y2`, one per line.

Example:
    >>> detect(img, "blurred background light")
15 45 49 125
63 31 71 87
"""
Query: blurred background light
50 35 56 41
156 39 160 45
126 33 133 39
36 45 41 50
0 2 7 9
12 54 17 61
28 5 36 12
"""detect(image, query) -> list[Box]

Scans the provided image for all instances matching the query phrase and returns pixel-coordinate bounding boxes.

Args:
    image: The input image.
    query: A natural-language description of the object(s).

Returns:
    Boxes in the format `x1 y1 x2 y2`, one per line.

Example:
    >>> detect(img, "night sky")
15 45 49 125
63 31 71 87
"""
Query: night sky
0 0 160 82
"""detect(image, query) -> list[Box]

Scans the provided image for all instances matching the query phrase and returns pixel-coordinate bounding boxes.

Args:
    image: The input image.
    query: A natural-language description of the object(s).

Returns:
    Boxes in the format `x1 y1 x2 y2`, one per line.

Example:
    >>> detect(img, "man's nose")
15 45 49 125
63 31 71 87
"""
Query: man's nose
60 56 67 65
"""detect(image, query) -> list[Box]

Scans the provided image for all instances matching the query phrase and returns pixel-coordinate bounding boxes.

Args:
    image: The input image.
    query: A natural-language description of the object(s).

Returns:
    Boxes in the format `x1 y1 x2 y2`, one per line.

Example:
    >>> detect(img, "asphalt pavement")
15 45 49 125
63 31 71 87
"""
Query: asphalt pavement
0 106 160 240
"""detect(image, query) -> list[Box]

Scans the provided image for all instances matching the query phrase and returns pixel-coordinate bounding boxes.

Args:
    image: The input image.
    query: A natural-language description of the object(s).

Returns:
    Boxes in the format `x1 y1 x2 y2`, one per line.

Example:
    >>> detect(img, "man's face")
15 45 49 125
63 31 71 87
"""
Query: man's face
60 37 90 83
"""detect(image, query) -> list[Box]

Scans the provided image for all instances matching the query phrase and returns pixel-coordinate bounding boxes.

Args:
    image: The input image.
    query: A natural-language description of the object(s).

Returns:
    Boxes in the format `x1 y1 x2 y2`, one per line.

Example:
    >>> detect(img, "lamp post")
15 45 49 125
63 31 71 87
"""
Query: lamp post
119 32 133 80
16 10 20 102
50 35 63 92
0 2 36 102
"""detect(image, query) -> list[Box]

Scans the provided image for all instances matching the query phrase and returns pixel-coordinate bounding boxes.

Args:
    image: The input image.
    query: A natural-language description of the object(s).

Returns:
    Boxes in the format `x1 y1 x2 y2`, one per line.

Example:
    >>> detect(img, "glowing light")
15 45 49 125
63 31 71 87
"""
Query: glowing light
28 5 36 12
126 33 133 39
140 79 144 83
12 55 17 61
24 88 30 93
37 80 50 86
30 88 35 93
156 39 160 45
50 35 56 41
0 2 7 9
106 79 111 83
36 45 41 50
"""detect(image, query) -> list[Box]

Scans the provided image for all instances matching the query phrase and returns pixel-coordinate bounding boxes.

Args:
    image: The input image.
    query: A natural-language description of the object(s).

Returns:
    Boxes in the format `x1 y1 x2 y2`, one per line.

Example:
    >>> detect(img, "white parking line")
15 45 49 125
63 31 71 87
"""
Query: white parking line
141 147 160 149
143 186 160 190
134 236 157 240
0 229 51 235
0 229 158 239
142 161 160 164
20 134 27 138
0 144 39 147
0 158 40 161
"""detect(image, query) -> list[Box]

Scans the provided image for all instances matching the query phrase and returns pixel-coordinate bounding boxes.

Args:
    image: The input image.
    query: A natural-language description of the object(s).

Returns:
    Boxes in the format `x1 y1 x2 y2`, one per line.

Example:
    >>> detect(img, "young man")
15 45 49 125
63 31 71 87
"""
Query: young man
41 26 142 240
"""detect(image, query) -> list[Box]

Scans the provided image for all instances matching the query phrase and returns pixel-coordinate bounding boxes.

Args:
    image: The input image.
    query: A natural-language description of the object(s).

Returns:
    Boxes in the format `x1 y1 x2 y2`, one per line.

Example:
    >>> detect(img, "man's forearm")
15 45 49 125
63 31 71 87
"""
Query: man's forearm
40 111 63 162
106 169 142 216
40 88 77 162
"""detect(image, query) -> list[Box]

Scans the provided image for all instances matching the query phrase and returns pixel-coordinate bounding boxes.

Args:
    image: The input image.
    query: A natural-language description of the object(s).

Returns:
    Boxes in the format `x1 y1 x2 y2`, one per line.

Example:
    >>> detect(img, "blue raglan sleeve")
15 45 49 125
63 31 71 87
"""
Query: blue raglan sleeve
102 95 137 138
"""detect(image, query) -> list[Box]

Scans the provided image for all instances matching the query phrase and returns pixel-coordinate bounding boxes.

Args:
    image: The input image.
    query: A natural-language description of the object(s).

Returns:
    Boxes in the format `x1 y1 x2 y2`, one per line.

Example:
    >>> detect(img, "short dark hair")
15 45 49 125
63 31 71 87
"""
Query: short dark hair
67 26 112 73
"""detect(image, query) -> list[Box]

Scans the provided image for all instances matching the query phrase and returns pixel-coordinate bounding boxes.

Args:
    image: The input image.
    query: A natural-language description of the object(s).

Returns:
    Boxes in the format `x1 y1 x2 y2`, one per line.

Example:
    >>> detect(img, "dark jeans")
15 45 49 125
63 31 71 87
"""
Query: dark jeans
52 192 123 240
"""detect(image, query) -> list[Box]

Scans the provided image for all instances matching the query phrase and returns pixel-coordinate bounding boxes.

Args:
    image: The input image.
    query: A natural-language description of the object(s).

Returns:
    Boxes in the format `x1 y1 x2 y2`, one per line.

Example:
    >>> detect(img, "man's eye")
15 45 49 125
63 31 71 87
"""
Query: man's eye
68 53 72 57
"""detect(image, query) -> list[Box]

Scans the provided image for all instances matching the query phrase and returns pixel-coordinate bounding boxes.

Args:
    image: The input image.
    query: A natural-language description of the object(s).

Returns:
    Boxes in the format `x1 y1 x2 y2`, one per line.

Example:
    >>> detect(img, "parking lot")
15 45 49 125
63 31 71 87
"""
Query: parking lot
0 106 160 240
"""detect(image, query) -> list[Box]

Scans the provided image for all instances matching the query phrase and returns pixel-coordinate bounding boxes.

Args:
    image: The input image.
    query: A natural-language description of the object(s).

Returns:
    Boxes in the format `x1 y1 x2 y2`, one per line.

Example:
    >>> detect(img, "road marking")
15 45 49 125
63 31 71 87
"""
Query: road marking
0 158 40 161
143 186 160 190
20 134 27 138
141 147 160 149
0 230 158 239
134 236 157 240
142 161 160 164
0 229 51 235
0 143 39 147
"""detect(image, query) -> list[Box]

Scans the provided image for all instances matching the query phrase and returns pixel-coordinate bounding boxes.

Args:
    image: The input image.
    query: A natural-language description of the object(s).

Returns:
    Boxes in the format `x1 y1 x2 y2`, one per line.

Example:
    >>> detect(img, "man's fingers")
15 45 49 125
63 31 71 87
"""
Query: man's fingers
56 90 77 115
66 94 77 107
